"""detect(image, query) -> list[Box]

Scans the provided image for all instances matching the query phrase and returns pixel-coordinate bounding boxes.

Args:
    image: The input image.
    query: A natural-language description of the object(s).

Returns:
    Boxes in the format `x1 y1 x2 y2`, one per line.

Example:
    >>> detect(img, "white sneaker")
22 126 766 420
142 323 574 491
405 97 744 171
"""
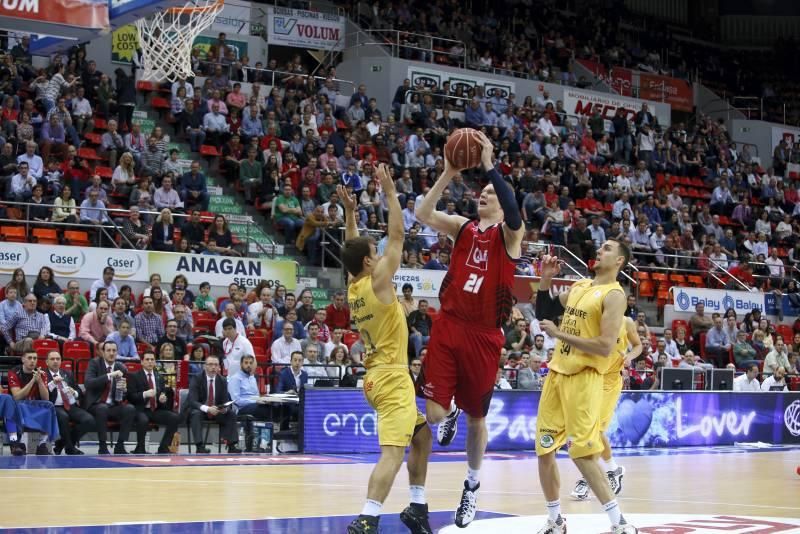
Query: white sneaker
612 522 638 533
454 480 478 528
570 478 590 501
536 516 566 534
607 466 626 495
437 407 461 446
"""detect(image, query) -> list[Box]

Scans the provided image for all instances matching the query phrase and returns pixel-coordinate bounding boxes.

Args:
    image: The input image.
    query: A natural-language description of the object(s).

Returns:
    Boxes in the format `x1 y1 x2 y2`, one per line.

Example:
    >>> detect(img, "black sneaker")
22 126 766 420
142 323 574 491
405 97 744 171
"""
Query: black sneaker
53 439 65 455
98 444 111 455
195 445 211 454
65 447 84 455
346 515 379 533
454 480 479 528
11 442 26 456
437 407 461 447
35 443 52 455
400 503 432 534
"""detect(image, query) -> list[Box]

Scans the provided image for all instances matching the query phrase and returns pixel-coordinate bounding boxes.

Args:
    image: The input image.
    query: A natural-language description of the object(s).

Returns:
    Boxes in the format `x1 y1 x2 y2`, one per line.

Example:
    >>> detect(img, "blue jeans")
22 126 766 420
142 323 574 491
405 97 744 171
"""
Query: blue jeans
276 216 304 244
410 332 430 357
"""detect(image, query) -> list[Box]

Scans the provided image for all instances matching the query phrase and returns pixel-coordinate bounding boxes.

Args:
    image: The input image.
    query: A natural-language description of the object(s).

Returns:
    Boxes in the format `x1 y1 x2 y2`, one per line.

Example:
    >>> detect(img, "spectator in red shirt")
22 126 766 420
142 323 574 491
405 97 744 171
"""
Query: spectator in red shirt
325 290 351 330
8 351 59 455
727 263 755 287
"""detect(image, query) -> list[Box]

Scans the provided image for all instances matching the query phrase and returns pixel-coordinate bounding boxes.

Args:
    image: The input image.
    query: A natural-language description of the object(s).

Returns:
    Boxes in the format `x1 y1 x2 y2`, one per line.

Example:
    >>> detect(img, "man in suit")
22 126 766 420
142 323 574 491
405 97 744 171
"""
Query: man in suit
277 351 308 393
45 351 95 455
186 354 241 454
128 350 180 454
83 341 137 454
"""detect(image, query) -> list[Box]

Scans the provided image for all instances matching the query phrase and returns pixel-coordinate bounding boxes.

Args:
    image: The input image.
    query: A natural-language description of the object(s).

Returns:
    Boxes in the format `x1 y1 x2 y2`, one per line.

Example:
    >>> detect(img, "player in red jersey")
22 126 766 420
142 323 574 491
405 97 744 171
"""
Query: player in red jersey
416 131 524 528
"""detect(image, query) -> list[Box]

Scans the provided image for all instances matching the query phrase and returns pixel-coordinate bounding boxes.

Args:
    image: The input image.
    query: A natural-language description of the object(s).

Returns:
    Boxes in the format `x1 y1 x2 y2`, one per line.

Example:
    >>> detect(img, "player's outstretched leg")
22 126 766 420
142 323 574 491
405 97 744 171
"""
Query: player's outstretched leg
400 422 433 534
536 450 566 533
348 445 406 534
454 415 487 528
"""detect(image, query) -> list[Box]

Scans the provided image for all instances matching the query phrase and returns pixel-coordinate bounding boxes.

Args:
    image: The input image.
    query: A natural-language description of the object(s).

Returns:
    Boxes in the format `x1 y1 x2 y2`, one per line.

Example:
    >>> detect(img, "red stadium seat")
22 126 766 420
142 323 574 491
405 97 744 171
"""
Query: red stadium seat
33 338 59 358
1 226 26 243
32 228 59 244
63 340 92 360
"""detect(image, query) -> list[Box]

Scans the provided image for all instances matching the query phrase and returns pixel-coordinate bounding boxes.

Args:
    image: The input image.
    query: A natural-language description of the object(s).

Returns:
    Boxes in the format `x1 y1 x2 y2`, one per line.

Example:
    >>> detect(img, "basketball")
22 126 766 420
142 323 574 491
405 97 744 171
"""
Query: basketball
444 128 483 170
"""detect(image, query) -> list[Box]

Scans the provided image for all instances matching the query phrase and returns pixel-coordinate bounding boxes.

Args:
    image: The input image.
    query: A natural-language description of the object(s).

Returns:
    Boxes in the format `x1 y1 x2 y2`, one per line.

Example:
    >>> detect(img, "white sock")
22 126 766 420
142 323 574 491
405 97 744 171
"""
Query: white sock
603 499 622 526
409 485 426 505
39 435 49 445
361 499 382 517
20 432 28 444
606 458 619 472
546 500 561 522
448 400 458 417
8 434 17 442
466 467 480 489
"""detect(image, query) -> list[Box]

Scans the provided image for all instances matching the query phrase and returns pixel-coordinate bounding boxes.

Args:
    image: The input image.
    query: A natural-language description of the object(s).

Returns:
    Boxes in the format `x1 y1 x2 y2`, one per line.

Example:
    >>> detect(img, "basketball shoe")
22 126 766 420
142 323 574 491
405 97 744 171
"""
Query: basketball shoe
607 466 626 495
536 516 566 533
454 480 478 527
400 503 433 534
346 515 379 533
437 406 462 446
570 478 590 500
612 519 638 533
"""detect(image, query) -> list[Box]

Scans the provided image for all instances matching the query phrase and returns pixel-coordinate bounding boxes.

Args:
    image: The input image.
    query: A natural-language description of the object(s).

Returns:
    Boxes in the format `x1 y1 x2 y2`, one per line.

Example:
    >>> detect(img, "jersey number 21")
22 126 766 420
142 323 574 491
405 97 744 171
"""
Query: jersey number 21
463 273 485 294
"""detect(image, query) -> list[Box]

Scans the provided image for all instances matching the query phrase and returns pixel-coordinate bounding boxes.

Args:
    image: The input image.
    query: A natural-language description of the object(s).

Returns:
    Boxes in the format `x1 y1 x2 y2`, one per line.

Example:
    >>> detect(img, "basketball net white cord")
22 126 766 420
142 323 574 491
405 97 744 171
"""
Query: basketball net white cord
135 0 223 82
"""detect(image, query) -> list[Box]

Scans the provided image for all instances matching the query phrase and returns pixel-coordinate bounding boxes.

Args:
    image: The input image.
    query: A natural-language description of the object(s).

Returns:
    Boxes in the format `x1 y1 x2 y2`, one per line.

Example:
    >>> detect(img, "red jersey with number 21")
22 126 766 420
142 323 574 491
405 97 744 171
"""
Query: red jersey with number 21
439 221 516 329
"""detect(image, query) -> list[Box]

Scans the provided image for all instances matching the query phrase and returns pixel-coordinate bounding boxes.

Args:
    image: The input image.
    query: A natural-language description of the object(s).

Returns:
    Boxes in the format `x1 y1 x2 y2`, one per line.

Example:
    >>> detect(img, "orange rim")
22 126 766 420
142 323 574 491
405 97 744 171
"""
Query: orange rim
166 0 223 15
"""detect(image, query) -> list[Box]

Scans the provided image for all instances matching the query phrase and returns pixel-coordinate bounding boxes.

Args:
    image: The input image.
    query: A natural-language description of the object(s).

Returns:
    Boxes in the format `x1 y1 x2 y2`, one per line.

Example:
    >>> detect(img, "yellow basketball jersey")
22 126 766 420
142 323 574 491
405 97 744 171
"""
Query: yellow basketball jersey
548 278 625 375
348 275 409 369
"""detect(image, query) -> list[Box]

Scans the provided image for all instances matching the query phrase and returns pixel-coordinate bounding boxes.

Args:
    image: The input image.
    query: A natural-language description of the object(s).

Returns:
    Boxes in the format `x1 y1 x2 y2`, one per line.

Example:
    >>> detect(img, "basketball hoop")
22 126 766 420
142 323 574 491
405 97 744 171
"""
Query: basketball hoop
135 0 224 82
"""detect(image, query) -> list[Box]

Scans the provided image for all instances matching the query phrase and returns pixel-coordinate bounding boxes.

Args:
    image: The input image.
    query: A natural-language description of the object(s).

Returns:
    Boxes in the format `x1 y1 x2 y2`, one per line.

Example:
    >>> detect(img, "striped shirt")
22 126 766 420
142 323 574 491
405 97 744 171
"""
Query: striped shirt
134 311 164 345
1 309 50 344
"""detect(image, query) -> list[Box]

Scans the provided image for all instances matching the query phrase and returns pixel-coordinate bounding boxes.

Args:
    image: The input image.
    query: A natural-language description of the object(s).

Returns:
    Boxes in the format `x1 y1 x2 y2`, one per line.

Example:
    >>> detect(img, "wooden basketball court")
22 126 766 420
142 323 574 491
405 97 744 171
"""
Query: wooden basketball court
1 447 797 531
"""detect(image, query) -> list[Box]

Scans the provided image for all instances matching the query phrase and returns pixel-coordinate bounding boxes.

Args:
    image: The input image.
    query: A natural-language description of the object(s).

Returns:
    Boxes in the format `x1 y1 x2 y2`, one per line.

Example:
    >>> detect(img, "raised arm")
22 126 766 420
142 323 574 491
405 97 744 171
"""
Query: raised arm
415 157 468 238
337 184 359 242
371 164 404 300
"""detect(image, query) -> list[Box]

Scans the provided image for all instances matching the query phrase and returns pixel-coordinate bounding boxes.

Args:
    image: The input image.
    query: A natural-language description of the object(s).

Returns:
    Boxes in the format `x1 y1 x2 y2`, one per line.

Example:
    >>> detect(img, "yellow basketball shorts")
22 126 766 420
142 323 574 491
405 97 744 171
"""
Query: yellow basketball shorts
599 371 623 432
535 369 604 459
363 367 426 447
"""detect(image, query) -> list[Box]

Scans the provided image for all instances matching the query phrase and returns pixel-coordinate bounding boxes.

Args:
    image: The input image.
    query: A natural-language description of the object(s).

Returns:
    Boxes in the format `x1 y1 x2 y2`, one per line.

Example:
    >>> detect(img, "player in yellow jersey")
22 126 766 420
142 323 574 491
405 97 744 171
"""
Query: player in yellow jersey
534 239 638 534
571 315 642 501
339 164 433 534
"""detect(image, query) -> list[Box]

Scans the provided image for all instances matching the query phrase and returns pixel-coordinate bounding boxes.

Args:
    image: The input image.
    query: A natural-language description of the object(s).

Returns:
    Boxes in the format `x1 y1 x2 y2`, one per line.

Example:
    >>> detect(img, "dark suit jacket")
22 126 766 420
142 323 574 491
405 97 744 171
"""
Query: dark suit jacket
46 368 82 405
186 372 231 413
151 223 175 252
277 367 308 393
83 357 128 408
127 369 175 412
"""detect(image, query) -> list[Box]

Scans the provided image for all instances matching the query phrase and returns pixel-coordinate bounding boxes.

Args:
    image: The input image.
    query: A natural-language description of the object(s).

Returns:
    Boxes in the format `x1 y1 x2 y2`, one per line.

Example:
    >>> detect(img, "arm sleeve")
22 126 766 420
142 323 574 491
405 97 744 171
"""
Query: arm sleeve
535 290 565 321
486 167 522 230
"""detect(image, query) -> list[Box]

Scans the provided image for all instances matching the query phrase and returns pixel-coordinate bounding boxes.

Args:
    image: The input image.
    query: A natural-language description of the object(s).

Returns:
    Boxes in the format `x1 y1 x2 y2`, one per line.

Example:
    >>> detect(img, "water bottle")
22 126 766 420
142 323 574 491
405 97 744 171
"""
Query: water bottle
114 377 125 402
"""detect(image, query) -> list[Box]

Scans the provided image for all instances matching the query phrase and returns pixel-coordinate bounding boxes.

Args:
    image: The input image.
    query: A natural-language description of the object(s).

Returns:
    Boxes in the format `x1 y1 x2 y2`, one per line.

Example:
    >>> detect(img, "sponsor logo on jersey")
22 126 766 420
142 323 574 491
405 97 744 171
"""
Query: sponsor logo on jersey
466 238 491 272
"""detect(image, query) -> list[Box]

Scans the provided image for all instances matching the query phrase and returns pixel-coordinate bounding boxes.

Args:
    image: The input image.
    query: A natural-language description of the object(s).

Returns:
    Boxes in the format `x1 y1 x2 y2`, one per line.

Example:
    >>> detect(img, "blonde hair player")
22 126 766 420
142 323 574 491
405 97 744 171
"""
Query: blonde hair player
338 164 433 534
534 240 638 534
571 314 642 501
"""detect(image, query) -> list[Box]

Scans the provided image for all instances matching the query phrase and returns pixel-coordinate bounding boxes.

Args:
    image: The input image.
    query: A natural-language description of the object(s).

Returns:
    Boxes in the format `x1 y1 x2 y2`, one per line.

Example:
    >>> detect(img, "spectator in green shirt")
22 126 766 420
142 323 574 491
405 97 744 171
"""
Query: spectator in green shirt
239 147 262 202
193 281 217 315
273 183 304 244
733 330 760 369
64 279 88 322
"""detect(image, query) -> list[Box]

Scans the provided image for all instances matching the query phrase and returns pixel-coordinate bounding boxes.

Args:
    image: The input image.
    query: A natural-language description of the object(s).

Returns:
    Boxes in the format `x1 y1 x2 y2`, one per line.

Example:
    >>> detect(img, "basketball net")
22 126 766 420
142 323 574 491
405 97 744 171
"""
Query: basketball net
135 0 224 82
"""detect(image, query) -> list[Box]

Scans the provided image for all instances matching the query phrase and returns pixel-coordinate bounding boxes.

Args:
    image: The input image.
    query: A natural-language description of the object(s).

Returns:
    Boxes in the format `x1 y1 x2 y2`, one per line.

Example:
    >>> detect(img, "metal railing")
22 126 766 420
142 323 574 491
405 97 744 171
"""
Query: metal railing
628 250 755 291
195 61 356 93
347 29 467 68
0 200 258 256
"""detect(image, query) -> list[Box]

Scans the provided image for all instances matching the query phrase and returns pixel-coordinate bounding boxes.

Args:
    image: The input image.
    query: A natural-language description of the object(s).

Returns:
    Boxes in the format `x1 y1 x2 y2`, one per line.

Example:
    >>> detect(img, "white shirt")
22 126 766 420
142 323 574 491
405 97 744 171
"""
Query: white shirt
270 336 302 364
90 279 119 300
733 374 761 392
663 339 680 363
247 301 277 330
304 358 329 382
72 97 92 116
765 257 784 277
760 375 788 391
222 334 255 377
215 316 246 337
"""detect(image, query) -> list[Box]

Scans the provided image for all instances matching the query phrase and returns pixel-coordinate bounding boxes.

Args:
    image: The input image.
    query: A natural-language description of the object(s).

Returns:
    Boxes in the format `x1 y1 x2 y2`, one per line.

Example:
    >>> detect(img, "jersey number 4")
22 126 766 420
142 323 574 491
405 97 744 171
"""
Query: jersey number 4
463 273 485 294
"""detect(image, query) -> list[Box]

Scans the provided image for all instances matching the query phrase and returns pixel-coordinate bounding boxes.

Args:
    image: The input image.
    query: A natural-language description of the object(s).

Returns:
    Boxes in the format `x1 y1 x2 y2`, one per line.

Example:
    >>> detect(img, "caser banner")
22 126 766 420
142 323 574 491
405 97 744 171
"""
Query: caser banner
266 6 345 51
0 242 296 290
303 389 800 453
672 287 764 315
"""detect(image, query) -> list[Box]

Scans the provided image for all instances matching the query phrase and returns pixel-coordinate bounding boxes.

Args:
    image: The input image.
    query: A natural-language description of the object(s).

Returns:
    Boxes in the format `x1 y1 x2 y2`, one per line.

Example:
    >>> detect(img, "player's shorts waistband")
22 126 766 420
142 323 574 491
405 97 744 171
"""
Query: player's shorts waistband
365 364 408 373
435 313 502 334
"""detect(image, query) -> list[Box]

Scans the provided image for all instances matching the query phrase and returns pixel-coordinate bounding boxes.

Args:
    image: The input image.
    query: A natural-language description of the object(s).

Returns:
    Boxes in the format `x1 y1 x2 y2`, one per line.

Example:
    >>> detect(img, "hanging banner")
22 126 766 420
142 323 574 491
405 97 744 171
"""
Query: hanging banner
111 24 139 64
147 252 296 290
672 287 765 315
0 0 109 30
563 87 671 127
266 6 345 51
392 269 446 298
407 65 515 101
771 125 800 152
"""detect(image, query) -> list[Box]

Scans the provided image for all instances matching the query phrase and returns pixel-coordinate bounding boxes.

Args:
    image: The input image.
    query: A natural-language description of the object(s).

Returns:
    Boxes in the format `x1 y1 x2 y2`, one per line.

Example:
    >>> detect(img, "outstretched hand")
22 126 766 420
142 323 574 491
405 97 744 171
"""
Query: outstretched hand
376 163 396 194
539 254 561 279
337 184 357 212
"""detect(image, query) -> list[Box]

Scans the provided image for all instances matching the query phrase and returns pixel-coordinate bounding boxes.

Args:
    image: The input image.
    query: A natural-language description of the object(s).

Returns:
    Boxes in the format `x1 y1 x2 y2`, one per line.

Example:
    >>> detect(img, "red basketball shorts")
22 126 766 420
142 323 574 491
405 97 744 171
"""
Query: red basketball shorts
420 313 504 418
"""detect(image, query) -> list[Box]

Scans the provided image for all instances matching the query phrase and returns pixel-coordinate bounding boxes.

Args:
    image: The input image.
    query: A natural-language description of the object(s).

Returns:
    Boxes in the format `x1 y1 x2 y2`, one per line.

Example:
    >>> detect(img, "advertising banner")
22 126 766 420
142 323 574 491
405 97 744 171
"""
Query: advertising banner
392 269 446 298
407 66 515 101
0 242 296 289
563 87 671 127
576 59 693 112
147 252 296 290
193 35 248 62
1 0 109 30
302 389 800 453
771 124 800 152
266 6 345 51
111 24 139 64
764 292 800 318
211 0 253 35
672 287 764 315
